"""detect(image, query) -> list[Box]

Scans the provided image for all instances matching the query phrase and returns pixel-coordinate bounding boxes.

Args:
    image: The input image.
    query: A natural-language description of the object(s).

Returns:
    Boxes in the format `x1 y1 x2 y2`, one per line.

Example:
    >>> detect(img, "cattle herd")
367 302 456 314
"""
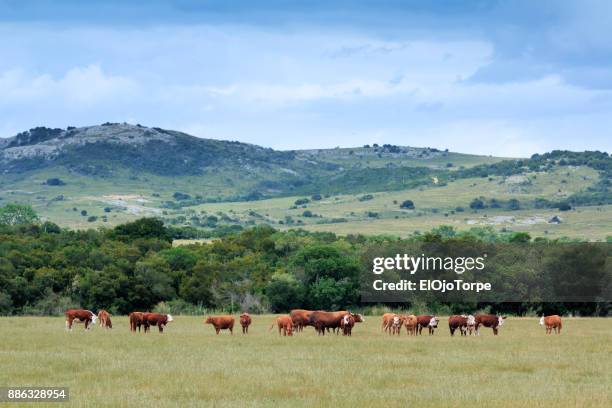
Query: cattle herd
64 309 564 336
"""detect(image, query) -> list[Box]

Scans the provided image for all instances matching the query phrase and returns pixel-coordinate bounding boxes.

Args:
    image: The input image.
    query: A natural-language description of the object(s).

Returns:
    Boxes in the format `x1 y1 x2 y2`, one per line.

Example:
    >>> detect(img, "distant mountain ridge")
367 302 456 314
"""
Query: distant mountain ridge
0 123 517 203
0 123 311 176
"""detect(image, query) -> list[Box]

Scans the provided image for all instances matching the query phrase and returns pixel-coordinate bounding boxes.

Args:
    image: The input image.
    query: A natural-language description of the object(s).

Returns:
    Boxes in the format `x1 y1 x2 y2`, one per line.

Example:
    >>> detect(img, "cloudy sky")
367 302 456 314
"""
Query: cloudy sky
1 0 611 156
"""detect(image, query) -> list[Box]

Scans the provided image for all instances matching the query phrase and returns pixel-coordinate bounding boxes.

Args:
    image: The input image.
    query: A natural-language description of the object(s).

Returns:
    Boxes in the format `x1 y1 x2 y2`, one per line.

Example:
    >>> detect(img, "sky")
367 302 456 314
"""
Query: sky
1 0 611 156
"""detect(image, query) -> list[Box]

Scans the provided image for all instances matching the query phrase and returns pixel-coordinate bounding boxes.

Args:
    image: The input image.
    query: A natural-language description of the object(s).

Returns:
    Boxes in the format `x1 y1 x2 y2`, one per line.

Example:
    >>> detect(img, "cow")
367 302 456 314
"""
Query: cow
308 311 349 336
142 313 173 333
390 315 403 335
205 315 235 335
540 315 562 334
474 314 506 336
65 309 97 331
448 315 475 336
353 313 365 323
416 315 439 335
402 315 418 336
381 313 396 333
240 312 252 334
339 314 355 336
98 309 112 329
290 309 316 332
129 312 145 332
270 315 293 336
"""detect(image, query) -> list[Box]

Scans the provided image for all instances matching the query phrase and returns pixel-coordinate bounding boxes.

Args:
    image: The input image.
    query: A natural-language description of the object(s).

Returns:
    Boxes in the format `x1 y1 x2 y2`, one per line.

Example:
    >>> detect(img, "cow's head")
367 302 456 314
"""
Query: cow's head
205 317 213 324
466 315 476 326
392 315 401 326
90 313 98 325
428 316 439 328
497 316 506 326
343 315 350 325
166 314 173 322
352 313 364 323
539 316 545 325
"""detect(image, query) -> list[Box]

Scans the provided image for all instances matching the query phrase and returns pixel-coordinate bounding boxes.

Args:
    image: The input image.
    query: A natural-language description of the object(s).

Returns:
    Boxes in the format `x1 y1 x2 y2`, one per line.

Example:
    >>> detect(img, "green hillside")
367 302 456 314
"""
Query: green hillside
1 124 610 240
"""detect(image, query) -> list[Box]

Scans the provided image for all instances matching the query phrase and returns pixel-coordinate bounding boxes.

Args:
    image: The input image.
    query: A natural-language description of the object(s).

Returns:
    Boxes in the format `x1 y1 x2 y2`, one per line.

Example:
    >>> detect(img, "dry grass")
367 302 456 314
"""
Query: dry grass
1 316 611 407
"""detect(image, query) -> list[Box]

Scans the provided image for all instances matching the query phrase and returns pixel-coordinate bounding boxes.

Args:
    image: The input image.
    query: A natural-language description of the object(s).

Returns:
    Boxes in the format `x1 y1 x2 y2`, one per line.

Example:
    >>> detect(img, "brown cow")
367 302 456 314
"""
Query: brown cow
142 313 173 333
98 309 112 329
381 313 395 333
402 315 418 336
474 314 506 336
129 312 145 332
290 309 316 332
416 315 439 335
308 311 349 335
65 309 97 331
448 315 475 336
270 315 293 336
205 315 235 335
240 312 252 334
540 315 562 334
339 314 355 336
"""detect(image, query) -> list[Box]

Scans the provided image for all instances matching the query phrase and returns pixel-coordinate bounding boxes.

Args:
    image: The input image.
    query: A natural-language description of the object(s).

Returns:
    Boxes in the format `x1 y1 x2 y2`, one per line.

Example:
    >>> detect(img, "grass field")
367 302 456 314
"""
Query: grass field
1 316 611 407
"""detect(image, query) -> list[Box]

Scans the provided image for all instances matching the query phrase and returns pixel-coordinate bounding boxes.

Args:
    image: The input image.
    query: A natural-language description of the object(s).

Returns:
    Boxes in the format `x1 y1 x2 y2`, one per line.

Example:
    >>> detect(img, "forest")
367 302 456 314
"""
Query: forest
0 214 609 317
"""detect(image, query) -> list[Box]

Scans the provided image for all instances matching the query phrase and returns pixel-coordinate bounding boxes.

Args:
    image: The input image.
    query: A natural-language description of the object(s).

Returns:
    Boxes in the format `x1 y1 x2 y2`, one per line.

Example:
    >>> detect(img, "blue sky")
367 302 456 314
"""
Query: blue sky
1 0 611 156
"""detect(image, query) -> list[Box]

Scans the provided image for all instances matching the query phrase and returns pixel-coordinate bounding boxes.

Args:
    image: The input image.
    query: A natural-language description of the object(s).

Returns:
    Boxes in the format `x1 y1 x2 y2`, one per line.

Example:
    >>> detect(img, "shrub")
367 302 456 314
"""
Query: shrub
470 198 486 210
45 178 65 186
558 202 572 211
295 198 310 206
400 200 415 209
302 210 313 217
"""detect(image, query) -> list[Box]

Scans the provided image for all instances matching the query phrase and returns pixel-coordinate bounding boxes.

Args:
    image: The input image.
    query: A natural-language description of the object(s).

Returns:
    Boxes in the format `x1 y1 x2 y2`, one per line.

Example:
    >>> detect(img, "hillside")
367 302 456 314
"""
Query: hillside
1 123 610 240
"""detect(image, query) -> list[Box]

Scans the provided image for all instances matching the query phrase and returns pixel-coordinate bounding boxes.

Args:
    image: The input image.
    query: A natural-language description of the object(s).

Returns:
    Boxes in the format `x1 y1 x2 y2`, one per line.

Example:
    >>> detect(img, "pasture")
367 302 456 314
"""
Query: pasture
1 316 611 407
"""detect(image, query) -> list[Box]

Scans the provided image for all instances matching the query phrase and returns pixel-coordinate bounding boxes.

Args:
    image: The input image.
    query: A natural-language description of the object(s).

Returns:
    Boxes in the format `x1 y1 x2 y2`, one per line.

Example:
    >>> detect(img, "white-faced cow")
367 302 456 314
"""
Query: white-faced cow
142 313 173 333
448 315 475 336
540 315 562 334
416 315 439 335
474 314 506 336
339 314 355 336
65 309 97 331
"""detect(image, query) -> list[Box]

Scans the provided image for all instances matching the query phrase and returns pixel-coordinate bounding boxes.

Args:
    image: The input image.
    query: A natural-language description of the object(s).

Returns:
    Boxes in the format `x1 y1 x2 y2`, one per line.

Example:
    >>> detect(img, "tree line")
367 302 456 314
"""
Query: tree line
0 216 609 316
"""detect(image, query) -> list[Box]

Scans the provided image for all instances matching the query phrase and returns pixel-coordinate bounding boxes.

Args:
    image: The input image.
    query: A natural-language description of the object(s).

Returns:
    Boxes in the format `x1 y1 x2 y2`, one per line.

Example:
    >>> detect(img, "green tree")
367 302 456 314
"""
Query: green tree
265 273 303 312
0 204 38 225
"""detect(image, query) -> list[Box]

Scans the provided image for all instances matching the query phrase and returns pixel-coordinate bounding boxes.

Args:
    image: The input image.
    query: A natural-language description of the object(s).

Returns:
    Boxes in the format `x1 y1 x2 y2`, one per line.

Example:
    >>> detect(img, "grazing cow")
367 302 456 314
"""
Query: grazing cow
308 311 349 335
474 314 506 336
448 315 475 336
270 315 293 336
205 315 235 335
98 309 112 329
142 313 173 333
416 315 439 335
402 315 418 336
540 315 562 334
129 312 145 332
240 313 252 334
65 309 97 331
339 314 355 336
290 309 316 332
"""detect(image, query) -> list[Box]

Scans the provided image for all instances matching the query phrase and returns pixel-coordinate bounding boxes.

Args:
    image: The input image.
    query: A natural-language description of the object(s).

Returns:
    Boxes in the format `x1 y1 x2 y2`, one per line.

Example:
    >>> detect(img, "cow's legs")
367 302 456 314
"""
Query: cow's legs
493 327 498 335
